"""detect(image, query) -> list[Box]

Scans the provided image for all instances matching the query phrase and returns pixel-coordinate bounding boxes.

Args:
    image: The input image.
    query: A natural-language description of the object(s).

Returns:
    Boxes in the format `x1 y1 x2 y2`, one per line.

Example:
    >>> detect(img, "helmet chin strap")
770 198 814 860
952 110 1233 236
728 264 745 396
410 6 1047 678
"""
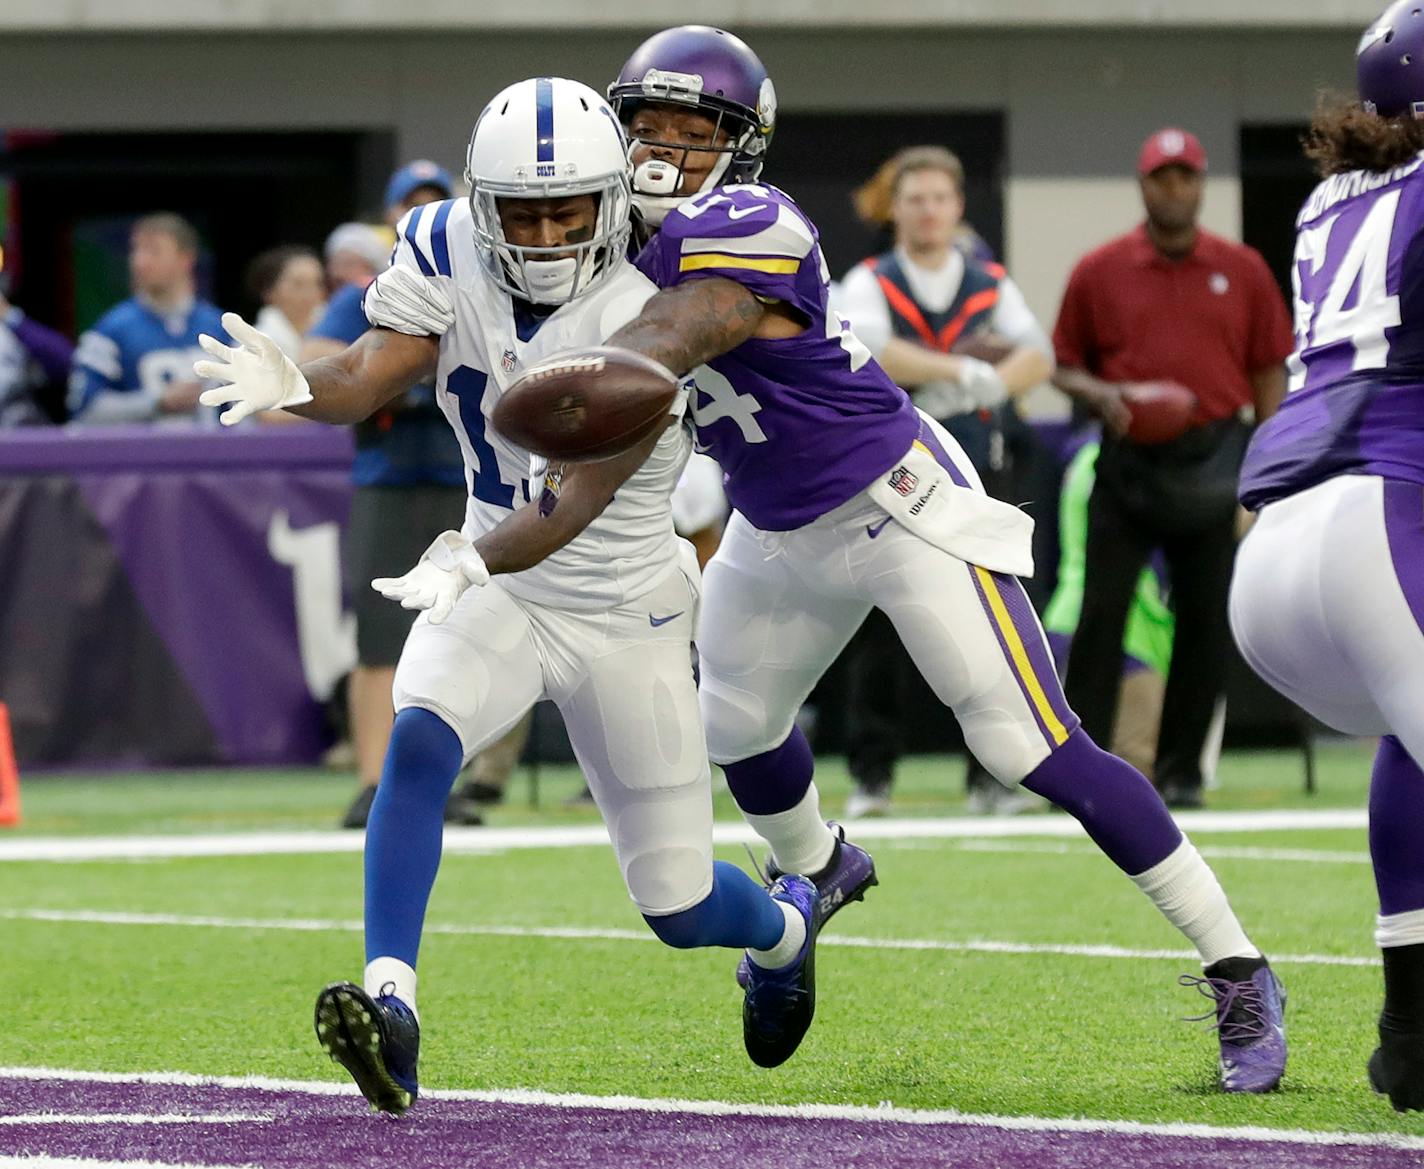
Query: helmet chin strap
631 150 734 226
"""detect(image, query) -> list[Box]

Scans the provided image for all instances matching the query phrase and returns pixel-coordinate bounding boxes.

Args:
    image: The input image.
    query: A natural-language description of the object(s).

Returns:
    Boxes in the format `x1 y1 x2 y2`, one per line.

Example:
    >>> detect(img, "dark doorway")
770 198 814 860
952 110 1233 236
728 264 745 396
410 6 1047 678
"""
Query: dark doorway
1 130 392 360
1240 123 1317 298
769 111 1004 278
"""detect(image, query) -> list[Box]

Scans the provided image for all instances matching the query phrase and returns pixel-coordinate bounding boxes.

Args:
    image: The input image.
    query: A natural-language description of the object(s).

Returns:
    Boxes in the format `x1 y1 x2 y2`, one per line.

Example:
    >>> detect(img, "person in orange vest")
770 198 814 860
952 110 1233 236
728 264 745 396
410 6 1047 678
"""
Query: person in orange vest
835 145 1054 816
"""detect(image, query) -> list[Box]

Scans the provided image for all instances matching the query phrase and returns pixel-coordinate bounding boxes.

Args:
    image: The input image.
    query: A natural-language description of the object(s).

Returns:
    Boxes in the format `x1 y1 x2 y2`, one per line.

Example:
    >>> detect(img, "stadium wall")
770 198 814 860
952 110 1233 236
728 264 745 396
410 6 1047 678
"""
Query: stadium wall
0 27 1352 372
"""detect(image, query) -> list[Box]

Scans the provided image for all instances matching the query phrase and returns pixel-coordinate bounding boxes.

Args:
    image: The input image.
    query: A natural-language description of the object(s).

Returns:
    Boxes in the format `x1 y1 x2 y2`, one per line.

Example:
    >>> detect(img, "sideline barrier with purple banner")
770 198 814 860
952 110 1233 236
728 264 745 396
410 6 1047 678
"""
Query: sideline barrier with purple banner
0 426 356 767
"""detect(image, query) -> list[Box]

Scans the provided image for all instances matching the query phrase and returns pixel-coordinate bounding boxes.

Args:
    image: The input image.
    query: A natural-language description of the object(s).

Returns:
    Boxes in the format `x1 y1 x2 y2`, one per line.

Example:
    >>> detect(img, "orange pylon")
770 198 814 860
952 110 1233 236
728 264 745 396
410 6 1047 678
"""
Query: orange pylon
0 703 20 827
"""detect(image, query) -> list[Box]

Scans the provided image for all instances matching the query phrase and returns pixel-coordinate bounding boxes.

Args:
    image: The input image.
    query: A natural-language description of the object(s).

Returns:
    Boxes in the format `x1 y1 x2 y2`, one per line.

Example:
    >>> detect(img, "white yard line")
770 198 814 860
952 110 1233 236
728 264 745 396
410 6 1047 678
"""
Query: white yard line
0 809 1368 863
0 907 1380 968
0 1066 1419 1150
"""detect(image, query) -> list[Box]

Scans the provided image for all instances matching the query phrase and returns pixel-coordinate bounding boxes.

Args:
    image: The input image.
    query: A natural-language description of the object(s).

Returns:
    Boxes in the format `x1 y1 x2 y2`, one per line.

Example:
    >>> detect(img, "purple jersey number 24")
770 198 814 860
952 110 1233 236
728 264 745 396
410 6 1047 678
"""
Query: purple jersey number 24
1289 188 1403 394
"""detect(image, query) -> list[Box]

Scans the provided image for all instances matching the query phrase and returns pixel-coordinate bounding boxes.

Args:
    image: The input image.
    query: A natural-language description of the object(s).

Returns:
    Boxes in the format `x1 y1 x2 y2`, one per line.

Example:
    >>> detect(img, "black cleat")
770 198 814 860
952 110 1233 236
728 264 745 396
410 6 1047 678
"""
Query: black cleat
314 982 420 1116
1369 1018 1424 1111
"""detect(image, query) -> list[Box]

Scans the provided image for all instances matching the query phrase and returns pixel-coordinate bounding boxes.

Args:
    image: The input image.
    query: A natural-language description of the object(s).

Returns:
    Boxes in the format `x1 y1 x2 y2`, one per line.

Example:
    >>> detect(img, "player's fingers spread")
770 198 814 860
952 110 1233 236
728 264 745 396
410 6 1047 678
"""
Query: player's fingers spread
222 312 269 352
198 386 236 407
219 401 254 427
197 334 233 360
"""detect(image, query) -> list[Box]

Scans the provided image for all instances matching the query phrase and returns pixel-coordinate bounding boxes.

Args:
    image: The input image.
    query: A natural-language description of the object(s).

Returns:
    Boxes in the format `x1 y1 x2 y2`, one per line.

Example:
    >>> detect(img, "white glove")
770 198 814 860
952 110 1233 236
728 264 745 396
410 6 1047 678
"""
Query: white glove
371 530 490 625
954 355 1009 411
195 311 314 426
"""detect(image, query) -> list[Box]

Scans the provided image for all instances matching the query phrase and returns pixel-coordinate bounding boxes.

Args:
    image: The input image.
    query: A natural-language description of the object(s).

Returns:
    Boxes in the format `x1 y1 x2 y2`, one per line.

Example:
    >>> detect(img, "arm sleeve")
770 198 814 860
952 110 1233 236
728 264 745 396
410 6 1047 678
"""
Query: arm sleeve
1244 250 1295 372
67 324 155 423
834 263 894 357
1051 260 1096 371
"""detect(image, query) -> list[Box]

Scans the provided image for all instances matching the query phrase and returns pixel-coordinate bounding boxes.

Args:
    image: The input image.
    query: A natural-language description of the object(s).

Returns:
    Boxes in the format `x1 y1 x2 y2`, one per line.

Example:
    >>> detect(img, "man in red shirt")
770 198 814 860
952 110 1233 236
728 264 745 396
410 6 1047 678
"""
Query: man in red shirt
1053 128 1293 808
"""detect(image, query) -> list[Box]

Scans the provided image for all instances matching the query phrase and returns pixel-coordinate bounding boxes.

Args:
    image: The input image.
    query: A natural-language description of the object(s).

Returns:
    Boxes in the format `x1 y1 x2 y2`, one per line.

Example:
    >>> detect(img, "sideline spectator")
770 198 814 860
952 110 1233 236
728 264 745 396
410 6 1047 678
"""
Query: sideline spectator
1052 128 1293 808
834 145 1054 817
322 223 389 294
246 245 326 359
301 163 476 830
0 286 72 426
67 213 228 425
1043 436 1175 778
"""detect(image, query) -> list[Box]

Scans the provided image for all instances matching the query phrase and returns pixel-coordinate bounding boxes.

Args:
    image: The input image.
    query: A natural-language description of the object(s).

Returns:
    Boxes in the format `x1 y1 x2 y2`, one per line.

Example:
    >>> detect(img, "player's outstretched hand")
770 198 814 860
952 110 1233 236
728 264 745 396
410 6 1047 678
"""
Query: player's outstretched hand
371 530 490 625
195 311 314 426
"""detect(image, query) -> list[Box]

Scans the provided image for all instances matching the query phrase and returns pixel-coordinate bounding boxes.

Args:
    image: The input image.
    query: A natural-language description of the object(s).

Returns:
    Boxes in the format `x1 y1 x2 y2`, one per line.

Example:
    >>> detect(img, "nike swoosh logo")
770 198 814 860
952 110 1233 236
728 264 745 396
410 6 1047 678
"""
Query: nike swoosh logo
649 611 685 627
866 518 892 539
725 205 765 220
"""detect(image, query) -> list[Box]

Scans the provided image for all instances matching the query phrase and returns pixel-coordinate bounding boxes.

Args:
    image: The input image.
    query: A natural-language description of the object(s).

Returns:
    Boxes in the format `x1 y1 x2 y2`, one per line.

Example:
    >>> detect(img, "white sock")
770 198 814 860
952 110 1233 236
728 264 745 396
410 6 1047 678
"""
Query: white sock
746 899 807 970
1377 908 1424 949
1130 839 1261 967
743 785 836 877
364 956 419 1021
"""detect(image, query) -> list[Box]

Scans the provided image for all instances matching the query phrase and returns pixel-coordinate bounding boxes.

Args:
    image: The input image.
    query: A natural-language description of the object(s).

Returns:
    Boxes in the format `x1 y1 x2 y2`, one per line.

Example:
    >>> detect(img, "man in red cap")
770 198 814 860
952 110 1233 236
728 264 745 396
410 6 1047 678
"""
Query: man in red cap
1051 128 1293 809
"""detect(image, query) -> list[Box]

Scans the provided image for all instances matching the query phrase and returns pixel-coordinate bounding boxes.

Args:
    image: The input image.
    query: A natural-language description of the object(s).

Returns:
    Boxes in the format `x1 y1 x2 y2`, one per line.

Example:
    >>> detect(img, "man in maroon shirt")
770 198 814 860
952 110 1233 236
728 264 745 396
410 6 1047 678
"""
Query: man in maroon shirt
1053 128 1293 808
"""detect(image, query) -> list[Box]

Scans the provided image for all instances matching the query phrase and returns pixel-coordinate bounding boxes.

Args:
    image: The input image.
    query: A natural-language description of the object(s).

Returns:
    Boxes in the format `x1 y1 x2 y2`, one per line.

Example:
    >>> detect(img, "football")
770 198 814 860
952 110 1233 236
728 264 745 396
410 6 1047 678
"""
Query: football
1121 380 1197 445
492 346 681 462
951 330 1015 365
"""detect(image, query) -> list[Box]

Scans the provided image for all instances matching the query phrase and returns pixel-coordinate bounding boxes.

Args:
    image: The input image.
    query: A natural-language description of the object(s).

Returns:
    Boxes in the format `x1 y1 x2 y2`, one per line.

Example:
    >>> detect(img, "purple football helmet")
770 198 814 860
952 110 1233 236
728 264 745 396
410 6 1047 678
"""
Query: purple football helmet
609 25 776 222
1359 1 1424 119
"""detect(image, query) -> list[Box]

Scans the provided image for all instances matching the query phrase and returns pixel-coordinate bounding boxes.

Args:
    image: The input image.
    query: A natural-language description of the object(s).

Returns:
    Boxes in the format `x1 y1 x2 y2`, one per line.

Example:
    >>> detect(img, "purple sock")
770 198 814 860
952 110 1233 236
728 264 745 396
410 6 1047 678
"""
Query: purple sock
1371 736 1424 917
1022 728 1183 875
722 726 815 815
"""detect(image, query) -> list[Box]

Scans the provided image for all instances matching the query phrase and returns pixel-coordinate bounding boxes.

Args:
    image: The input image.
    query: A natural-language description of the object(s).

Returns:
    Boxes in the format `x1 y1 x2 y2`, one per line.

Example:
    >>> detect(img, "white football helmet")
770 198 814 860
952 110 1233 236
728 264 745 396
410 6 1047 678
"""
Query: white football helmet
465 77 633 305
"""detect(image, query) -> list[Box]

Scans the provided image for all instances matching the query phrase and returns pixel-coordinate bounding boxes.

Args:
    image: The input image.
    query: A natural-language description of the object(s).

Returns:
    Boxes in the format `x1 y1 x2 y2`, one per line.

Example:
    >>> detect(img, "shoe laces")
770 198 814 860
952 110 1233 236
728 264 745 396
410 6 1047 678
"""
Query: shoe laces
1178 973 1272 1045
743 843 773 888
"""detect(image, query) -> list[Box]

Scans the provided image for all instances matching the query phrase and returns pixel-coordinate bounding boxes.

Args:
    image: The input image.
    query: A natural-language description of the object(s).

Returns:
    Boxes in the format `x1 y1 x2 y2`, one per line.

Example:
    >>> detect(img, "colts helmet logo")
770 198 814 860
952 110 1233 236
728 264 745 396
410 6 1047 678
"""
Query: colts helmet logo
889 466 919 497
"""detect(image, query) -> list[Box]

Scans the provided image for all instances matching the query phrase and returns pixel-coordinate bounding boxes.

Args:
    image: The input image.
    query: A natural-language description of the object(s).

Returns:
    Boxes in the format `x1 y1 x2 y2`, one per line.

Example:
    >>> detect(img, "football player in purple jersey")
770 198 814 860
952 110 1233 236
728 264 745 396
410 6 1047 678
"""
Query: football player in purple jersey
1231 0 1424 1111
593 24 1287 1092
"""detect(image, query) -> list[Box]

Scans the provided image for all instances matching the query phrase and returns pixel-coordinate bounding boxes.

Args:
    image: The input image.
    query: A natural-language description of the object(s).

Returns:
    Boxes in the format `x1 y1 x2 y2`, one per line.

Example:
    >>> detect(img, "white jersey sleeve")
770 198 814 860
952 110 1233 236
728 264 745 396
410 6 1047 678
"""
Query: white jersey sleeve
834 263 893 357
362 201 461 337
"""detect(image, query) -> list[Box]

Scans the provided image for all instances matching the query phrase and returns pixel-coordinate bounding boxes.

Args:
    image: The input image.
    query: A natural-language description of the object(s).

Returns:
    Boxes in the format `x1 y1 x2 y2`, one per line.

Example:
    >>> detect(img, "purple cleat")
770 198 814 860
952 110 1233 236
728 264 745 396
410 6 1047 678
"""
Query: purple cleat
742 872 822 1068
737 822 876 988
1180 957 1287 1093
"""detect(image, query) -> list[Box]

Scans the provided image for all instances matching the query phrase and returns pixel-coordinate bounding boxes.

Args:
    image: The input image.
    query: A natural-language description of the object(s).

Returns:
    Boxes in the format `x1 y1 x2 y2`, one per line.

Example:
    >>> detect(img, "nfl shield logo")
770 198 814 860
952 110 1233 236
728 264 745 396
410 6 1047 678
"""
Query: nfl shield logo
889 466 919 497
502 349 517 373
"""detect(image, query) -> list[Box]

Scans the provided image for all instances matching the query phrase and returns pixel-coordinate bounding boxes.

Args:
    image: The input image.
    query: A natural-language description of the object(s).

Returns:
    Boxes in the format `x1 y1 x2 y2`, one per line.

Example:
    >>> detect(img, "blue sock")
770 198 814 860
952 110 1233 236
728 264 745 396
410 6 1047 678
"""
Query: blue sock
364 708 464 966
643 860 787 950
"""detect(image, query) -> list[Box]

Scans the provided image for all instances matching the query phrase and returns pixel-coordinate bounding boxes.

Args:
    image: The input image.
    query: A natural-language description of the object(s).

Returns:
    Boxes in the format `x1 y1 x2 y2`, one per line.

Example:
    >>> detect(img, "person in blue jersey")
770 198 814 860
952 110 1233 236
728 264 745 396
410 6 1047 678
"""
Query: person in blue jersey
576 24 1288 1093
197 79 824 1109
1231 0 1424 1112
302 163 491 830
68 213 229 425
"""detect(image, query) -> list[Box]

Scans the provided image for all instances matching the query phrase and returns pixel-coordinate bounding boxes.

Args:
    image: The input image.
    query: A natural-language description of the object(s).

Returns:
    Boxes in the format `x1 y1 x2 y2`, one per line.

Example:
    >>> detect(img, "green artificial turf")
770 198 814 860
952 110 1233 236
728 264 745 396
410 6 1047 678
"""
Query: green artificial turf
3 755 1420 1137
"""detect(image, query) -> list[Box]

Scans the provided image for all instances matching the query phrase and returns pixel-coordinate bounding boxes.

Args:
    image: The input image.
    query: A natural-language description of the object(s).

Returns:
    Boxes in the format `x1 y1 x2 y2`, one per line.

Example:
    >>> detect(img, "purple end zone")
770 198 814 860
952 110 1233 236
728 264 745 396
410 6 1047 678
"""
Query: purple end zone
2 1076 1421 1169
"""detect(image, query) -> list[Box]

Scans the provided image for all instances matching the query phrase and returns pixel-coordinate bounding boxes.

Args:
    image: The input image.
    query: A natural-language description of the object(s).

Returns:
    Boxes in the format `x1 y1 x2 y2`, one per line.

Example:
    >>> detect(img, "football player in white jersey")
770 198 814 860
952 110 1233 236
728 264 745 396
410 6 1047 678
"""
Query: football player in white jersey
194 77 822 1115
